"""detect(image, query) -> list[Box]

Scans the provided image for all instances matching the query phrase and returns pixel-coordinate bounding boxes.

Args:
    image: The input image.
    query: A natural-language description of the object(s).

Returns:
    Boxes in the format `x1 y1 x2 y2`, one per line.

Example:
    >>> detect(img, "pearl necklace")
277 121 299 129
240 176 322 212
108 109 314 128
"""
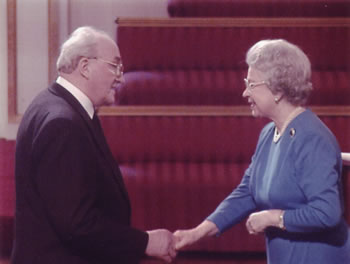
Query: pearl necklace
273 106 305 143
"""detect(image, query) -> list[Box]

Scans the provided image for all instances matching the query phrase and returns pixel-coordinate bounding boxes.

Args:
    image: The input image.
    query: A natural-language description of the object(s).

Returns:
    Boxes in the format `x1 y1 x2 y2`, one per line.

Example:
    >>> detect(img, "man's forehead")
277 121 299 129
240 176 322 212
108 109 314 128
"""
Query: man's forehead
97 39 121 61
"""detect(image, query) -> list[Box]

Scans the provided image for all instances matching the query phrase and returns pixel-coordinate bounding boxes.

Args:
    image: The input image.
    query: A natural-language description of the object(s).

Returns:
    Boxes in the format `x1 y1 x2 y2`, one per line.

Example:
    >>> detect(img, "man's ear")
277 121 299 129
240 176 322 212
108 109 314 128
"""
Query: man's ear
78 57 90 79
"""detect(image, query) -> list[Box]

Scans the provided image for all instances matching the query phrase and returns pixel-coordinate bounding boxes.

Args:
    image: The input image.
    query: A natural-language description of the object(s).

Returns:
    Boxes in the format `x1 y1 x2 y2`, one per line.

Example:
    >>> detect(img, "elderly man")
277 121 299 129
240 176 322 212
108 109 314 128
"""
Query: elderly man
12 26 176 264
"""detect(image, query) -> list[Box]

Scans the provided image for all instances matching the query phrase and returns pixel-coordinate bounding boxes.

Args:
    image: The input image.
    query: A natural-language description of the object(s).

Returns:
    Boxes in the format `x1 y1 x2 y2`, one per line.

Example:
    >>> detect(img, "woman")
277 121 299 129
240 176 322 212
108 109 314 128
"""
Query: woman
174 39 350 263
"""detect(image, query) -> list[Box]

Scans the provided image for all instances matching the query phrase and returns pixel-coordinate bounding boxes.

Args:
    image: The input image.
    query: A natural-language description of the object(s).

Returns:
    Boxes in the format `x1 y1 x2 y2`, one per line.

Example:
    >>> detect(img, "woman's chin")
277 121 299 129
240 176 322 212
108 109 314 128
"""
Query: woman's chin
250 107 260 117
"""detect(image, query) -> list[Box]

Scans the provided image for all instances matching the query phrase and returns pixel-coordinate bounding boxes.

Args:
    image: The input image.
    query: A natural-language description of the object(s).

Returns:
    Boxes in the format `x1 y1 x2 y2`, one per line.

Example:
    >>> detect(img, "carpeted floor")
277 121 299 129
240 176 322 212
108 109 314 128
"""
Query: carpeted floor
142 251 266 264
0 252 267 264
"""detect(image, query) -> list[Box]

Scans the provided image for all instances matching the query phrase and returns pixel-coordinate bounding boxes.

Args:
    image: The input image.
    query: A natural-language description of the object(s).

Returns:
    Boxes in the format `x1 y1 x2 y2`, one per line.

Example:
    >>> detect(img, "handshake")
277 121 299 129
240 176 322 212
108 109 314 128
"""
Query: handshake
145 221 219 263
145 228 197 263
145 210 283 262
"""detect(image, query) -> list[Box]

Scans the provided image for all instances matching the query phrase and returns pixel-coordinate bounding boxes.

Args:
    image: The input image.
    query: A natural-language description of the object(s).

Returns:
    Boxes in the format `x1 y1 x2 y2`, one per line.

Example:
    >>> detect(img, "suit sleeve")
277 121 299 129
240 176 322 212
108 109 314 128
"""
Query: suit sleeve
33 118 148 262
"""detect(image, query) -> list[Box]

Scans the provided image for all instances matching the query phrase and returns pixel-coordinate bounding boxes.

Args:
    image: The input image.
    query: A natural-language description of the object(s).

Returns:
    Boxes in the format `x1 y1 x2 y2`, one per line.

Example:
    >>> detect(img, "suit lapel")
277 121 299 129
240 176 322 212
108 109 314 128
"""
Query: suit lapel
49 83 131 211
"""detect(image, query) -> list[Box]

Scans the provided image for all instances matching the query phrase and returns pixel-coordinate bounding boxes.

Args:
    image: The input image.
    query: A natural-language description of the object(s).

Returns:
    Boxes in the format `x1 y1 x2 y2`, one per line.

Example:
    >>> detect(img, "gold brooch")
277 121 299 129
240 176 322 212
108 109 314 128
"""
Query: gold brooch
290 128 296 137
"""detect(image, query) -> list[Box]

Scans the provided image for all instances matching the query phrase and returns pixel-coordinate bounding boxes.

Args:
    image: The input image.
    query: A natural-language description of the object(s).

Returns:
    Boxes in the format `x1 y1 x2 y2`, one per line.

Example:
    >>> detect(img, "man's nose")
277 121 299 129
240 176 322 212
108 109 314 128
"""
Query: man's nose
116 75 125 84
242 87 249 98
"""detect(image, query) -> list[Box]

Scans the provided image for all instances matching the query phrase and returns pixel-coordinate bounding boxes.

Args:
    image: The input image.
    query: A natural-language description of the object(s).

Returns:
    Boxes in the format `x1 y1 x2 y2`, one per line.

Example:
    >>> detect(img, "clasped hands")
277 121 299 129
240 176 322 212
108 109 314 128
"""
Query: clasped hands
146 220 217 263
145 228 201 263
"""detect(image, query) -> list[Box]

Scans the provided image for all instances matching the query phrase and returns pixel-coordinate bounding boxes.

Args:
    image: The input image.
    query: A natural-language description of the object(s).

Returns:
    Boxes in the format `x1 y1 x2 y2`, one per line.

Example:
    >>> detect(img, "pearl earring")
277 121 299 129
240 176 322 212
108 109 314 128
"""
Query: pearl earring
274 97 279 103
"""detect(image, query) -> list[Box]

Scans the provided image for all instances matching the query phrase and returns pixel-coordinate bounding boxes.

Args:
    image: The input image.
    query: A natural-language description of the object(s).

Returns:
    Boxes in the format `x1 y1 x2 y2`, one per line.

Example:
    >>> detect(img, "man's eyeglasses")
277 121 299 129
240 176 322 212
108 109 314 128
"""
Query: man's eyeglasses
244 78 268 91
89 57 124 77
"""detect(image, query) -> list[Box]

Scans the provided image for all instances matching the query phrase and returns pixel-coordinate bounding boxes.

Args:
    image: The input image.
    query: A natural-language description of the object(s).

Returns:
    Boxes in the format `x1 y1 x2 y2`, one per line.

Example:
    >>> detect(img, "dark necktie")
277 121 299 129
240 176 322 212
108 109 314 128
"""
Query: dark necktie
92 113 116 166
91 113 131 209
92 113 104 137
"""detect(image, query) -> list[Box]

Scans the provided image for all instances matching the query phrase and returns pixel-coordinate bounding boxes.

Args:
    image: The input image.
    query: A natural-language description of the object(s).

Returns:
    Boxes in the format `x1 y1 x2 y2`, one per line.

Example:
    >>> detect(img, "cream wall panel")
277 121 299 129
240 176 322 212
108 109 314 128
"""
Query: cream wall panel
69 0 169 40
17 0 49 115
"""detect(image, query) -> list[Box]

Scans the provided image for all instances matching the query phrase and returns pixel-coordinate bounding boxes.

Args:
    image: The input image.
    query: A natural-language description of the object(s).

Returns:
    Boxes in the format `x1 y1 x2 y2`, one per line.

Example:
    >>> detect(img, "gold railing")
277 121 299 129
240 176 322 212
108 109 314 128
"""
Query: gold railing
99 105 350 117
116 17 350 28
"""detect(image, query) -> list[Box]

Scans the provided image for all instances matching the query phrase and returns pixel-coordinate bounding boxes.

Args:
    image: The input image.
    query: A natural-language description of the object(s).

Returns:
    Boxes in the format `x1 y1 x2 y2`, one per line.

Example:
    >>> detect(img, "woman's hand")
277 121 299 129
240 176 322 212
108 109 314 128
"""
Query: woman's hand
246 209 284 234
174 220 219 250
173 229 198 250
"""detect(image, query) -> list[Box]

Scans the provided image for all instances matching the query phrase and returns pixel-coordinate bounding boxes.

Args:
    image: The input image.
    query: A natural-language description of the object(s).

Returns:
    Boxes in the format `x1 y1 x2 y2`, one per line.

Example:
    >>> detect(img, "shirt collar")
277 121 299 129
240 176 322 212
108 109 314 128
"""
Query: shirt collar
56 76 95 119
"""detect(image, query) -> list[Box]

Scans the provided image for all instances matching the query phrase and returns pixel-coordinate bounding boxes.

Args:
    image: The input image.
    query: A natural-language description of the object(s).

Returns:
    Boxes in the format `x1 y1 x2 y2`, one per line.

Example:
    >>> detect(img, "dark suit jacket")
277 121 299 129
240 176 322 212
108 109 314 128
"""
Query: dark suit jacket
12 83 148 264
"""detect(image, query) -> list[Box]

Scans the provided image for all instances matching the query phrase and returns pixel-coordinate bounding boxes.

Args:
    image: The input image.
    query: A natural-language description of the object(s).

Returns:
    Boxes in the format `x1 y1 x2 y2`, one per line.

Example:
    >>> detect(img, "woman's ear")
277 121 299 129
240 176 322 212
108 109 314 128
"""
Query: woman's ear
273 92 284 104
78 57 90 79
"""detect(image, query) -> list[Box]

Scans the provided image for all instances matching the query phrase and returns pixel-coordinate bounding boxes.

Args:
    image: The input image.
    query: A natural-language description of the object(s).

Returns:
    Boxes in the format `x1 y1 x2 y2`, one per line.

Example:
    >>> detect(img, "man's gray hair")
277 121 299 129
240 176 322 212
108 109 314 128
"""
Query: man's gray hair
56 26 113 74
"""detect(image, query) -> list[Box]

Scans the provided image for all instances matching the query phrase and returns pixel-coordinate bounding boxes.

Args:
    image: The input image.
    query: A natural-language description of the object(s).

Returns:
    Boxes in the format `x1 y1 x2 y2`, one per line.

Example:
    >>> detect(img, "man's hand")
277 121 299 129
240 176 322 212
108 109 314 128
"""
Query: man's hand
146 229 177 263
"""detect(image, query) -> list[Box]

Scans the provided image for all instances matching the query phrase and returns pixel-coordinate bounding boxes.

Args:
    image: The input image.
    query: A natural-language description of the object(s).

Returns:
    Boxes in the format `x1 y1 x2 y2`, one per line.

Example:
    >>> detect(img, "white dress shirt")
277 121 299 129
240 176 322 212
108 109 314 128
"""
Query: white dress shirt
56 76 94 119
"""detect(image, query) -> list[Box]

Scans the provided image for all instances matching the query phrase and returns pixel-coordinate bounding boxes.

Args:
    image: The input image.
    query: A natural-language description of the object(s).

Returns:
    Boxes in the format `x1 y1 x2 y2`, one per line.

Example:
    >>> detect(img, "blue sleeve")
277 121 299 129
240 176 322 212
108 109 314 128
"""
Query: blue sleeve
284 132 343 233
206 165 257 234
206 123 274 234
